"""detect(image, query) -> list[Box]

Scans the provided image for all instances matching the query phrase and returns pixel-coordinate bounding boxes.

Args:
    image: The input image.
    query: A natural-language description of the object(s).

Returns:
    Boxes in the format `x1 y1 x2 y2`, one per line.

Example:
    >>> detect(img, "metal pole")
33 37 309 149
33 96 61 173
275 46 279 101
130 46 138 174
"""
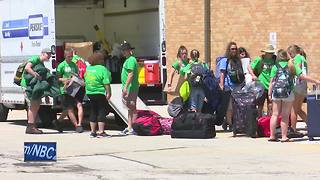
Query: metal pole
204 0 211 69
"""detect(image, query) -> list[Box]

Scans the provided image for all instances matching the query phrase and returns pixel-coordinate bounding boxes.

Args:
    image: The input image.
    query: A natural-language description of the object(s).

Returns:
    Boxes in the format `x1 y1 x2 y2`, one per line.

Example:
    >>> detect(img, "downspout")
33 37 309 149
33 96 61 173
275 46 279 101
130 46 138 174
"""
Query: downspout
204 0 211 69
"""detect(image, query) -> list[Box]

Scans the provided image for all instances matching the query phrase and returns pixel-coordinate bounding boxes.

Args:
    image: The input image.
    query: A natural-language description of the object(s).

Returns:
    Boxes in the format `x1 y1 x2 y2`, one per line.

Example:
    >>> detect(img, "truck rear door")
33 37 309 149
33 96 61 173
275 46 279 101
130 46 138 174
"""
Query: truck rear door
0 0 56 105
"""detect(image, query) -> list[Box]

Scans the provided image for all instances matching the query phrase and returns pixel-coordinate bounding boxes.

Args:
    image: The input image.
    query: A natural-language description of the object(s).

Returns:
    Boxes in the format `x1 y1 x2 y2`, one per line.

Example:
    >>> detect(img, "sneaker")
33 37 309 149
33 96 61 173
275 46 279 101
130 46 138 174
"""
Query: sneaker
76 126 84 133
90 132 97 138
119 128 136 135
96 132 111 138
52 120 63 133
25 124 43 134
126 128 136 135
119 128 129 135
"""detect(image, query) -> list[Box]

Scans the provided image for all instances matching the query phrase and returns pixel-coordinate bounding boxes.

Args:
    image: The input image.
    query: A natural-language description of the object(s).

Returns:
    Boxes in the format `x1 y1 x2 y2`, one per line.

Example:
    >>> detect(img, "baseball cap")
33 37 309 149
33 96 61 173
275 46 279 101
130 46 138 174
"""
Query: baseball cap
120 41 135 51
41 48 52 54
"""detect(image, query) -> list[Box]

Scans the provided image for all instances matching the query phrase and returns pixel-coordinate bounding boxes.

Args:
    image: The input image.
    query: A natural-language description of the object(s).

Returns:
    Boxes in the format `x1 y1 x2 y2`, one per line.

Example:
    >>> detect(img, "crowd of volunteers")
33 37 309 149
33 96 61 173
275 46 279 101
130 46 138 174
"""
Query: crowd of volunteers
168 42 320 142
23 41 138 138
22 40 320 142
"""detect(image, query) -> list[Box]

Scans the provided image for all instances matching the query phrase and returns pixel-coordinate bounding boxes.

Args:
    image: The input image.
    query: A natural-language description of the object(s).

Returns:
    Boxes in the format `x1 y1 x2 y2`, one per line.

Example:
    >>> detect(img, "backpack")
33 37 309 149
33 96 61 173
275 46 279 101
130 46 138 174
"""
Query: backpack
215 56 227 80
272 63 291 98
75 59 87 79
189 63 205 87
202 69 221 112
13 61 28 86
167 97 185 117
228 59 245 84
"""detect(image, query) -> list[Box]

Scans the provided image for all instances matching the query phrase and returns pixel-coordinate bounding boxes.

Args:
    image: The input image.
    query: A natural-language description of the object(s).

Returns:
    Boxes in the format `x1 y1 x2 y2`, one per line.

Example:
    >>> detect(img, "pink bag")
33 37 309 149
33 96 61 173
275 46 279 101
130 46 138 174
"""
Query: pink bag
257 116 281 137
132 110 163 136
158 117 173 135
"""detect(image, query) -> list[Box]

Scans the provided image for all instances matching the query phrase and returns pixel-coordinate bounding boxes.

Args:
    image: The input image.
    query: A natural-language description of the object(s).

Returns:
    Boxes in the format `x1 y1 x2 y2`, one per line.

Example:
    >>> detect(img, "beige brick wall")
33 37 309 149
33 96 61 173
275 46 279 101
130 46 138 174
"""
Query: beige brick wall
165 0 320 100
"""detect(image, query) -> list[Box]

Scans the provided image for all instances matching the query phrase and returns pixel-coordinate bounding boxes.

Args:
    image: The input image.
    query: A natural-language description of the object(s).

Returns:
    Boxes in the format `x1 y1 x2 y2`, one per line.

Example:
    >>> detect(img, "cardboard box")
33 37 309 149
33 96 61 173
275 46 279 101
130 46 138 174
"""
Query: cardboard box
65 42 93 61
163 73 185 96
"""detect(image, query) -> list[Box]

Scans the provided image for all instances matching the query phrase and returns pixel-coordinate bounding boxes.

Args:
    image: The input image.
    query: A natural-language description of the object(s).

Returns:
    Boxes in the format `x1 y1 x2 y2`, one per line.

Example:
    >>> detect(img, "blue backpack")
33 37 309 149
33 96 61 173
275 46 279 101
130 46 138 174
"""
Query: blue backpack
215 56 227 81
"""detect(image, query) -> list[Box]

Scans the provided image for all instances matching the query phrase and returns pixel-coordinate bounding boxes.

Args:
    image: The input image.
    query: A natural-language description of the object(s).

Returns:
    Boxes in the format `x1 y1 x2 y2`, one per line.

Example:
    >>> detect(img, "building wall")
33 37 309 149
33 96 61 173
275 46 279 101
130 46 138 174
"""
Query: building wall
166 0 320 90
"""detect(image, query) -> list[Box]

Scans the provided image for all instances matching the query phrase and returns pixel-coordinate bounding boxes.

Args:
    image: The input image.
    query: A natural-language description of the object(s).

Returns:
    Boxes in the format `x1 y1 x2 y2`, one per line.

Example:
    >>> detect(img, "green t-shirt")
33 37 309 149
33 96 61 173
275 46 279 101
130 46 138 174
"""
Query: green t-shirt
84 65 111 95
172 59 189 76
294 54 307 74
270 60 302 90
20 55 42 87
121 56 139 93
250 56 275 90
57 60 79 94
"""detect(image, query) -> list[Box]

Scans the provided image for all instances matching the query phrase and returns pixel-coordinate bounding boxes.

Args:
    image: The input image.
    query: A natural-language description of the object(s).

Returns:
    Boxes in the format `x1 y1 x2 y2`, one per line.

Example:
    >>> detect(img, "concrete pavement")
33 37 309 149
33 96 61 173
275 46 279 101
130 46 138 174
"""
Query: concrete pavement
0 108 320 180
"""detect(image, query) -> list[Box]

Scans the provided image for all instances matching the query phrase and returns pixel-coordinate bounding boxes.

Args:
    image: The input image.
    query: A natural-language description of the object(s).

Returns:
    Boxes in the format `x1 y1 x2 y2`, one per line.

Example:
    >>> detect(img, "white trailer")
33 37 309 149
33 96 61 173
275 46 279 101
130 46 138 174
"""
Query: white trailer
0 0 167 124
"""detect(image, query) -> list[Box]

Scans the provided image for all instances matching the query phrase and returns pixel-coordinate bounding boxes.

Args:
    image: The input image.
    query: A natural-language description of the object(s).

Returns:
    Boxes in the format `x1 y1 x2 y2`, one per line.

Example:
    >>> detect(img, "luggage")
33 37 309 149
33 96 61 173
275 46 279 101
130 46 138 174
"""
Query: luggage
272 63 292 98
158 117 173 135
257 116 281 137
171 112 216 139
231 91 258 137
307 89 320 141
14 61 27 86
167 97 184 118
189 63 205 87
202 69 221 113
132 110 163 136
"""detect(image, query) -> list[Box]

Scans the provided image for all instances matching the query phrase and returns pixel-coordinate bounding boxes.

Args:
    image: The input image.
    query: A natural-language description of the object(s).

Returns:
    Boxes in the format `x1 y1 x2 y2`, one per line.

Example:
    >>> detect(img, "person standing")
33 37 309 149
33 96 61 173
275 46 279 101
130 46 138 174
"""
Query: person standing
268 49 320 142
238 47 252 85
21 48 52 134
84 45 112 138
183 49 208 112
288 45 308 131
218 42 245 131
167 45 189 91
248 44 277 117
120 41 139 135
53 49 84 133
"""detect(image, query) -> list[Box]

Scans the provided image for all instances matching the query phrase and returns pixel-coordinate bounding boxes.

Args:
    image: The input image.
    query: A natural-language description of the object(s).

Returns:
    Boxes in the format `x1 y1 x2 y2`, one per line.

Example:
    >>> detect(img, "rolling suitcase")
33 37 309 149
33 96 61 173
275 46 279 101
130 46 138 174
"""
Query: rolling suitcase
231 91 258 137
307 88 320 141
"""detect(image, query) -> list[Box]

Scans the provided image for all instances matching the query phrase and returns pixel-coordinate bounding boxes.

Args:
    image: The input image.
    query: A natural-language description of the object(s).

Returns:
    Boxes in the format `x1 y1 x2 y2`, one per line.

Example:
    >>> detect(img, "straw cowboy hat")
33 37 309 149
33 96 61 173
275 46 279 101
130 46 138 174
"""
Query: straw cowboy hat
261 44 276 53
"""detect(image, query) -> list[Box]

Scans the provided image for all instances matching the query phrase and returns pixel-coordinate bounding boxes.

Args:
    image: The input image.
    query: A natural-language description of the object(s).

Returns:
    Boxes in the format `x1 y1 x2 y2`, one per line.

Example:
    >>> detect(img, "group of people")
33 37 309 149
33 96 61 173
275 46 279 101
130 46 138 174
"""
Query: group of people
23 41 139 138
168 42 320 142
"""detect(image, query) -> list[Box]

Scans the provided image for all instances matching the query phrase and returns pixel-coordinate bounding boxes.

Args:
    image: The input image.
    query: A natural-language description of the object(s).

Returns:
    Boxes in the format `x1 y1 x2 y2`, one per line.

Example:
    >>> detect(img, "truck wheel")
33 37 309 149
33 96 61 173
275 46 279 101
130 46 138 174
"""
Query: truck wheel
37 106 56 128
0 104 9 122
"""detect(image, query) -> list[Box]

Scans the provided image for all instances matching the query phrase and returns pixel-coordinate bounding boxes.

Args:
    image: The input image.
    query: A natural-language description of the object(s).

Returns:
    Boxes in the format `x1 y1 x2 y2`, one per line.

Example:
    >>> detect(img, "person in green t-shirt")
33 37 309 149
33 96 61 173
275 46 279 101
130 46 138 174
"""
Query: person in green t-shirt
119 41 139 135
183 49 208 112
287 45 308 132
24 48 52 134
167 45 189 91
268 49 320 142
248 44 276 117
84 45 112 138
53 49 84 133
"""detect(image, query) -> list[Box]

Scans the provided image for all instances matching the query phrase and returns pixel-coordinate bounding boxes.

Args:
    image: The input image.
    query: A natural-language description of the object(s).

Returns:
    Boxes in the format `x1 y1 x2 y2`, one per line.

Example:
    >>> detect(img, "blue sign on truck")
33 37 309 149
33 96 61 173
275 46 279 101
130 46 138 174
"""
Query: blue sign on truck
24 142 56 161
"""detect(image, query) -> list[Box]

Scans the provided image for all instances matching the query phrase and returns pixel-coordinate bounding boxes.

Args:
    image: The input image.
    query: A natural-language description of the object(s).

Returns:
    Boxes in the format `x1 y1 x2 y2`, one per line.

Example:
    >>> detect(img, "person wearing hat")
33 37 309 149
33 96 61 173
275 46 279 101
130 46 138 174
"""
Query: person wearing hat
119 41 139 135
21 48 52 134
248 44 277 117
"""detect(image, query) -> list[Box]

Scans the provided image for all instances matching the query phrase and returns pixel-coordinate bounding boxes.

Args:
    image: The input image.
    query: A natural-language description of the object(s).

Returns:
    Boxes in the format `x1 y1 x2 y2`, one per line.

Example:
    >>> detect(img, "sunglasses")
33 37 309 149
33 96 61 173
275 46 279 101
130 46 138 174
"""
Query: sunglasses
230 48 237 51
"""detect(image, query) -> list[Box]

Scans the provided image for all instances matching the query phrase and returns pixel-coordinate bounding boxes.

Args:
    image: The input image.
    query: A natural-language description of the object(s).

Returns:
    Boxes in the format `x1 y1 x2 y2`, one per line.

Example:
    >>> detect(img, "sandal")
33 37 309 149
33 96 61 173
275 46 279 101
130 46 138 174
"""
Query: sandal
280 138 293 143
268 138 280 142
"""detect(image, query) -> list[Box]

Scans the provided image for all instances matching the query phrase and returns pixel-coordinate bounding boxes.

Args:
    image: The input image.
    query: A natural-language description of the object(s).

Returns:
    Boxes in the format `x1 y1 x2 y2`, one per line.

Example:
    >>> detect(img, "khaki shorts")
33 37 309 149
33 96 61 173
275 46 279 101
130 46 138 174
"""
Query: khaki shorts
23 88 41 108
294 81 307 96
122 91 138 110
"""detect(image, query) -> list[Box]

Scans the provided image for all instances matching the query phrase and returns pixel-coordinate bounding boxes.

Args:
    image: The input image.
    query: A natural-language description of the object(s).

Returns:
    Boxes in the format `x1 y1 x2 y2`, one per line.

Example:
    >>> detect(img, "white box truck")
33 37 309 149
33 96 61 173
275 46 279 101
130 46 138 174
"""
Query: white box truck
0 0 167 124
